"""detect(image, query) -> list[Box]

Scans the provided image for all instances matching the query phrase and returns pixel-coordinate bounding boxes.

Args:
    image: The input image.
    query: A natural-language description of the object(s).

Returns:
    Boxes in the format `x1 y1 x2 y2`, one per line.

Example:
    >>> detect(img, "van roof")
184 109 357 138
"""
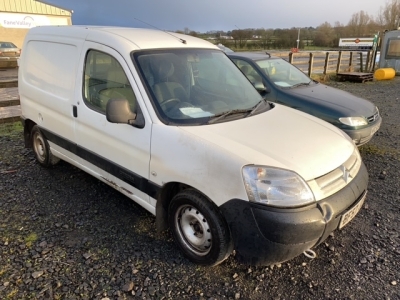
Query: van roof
26 26 219 51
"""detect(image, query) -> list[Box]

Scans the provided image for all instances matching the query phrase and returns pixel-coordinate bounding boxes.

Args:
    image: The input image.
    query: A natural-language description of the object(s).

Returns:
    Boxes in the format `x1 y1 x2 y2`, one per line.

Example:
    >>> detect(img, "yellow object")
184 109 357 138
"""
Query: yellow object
374 68 396 80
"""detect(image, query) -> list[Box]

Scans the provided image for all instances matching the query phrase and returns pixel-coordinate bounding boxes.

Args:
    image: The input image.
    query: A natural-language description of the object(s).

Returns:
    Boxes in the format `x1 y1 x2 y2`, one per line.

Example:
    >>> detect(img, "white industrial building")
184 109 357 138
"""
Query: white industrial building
0 0 72 47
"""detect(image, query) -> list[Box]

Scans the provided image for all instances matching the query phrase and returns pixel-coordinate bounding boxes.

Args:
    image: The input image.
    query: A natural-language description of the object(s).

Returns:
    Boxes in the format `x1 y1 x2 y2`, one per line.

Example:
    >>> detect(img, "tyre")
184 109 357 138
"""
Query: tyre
168 189 233 266
31 125 60 167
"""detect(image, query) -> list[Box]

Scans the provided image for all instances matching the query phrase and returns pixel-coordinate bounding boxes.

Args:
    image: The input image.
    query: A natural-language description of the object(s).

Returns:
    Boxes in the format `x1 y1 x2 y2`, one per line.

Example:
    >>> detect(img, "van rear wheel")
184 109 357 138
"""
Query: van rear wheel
31 125 60 167
168 189 233 266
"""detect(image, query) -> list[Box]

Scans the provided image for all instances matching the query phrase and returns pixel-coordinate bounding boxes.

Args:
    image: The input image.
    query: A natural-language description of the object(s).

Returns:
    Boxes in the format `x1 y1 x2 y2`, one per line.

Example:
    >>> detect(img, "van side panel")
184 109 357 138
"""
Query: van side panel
23 41 77 99
19 39 80 144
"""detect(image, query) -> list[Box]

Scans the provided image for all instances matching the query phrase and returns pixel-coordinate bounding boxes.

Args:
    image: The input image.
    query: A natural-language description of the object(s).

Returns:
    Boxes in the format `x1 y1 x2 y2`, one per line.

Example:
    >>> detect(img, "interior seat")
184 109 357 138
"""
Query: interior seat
99 67 137 112
240 64 262 85
152 61 188 106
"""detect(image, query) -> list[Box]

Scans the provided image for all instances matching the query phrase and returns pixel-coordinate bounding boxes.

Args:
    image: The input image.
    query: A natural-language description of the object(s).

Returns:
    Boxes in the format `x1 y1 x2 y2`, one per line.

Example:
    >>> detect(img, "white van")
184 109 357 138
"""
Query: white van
19 26 368 266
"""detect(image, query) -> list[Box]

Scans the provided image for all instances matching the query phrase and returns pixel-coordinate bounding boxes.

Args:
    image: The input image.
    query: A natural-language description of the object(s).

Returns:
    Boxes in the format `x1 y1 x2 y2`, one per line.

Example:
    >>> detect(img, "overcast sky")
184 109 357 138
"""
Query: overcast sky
42 0 385 32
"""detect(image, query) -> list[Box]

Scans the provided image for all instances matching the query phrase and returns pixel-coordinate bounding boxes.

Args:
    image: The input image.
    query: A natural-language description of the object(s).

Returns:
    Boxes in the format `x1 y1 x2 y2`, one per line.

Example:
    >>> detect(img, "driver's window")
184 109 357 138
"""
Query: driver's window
83 50 137 114
234 60 261 85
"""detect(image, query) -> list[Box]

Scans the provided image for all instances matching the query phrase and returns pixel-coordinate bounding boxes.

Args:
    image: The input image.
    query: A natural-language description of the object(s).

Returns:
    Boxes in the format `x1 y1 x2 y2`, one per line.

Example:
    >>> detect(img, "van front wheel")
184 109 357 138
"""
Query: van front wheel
168 190 232 266
31 125 60 167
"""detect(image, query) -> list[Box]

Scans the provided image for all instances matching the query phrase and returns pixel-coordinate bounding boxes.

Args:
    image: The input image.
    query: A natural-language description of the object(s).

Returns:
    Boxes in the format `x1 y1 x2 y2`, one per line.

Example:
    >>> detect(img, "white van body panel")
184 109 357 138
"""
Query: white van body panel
84 27 219 50
50 143 156 214
150 124 250 205
180 105 354 181
149 105 354 206
19 36 84 145
72 41 152 205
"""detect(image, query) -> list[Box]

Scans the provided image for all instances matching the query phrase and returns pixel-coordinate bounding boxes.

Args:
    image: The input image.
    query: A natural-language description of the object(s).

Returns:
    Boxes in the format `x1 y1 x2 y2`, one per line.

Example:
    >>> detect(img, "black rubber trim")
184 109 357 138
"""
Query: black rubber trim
39 127 160 199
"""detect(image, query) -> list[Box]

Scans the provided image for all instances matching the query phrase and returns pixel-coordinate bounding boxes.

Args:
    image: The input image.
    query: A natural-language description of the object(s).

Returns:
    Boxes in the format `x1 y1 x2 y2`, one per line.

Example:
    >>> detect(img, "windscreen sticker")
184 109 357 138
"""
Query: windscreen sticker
179 107 213 118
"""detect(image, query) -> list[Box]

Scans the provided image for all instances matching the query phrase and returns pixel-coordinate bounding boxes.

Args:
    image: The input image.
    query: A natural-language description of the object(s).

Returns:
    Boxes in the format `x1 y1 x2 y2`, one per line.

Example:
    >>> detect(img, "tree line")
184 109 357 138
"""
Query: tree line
179 0 400 49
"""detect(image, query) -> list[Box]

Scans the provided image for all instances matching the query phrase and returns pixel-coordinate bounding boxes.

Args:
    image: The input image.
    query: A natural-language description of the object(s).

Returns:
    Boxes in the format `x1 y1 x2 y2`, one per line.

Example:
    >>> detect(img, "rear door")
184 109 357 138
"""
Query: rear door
73 42 153 209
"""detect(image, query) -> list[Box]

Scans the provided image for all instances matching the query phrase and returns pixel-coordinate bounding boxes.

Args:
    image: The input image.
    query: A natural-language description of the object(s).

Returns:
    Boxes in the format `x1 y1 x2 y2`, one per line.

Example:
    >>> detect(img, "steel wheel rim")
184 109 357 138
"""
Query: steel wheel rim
32 131 47 163
175 205 212 256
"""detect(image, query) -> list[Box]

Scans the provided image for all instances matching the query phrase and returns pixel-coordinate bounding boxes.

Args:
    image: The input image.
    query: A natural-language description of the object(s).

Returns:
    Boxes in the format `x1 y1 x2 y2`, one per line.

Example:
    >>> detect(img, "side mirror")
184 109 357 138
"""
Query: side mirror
106 98 144 128
253 81 271 95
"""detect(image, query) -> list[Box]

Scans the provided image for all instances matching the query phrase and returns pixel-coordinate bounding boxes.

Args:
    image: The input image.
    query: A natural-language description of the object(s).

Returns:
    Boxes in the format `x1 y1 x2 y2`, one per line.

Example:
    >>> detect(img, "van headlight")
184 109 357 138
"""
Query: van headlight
339 117 367 126
242 166 315 208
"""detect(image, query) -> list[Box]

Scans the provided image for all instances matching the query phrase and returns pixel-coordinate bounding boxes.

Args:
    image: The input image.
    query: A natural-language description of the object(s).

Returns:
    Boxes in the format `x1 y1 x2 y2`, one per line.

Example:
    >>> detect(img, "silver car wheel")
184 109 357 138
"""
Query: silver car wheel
32 130 47 163
175 204 212 256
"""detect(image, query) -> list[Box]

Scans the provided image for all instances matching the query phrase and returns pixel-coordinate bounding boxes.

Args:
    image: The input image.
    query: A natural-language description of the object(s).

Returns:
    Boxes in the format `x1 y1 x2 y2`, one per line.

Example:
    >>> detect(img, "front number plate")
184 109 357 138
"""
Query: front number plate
339 192 367 229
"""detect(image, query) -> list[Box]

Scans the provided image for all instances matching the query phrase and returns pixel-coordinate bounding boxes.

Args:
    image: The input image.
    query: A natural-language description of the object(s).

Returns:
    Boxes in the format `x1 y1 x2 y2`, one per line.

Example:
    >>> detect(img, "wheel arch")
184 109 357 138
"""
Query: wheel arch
155 182 227 233
22 118 36 148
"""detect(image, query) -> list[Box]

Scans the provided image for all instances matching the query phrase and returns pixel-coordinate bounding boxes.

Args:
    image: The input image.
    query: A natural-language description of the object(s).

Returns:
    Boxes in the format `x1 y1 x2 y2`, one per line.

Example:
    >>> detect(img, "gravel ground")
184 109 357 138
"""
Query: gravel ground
1 78 399 300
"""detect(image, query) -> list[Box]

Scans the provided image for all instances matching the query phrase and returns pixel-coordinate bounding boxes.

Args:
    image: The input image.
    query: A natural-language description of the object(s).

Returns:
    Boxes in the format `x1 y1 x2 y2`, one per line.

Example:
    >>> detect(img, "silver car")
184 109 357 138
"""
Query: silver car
0 42 21 60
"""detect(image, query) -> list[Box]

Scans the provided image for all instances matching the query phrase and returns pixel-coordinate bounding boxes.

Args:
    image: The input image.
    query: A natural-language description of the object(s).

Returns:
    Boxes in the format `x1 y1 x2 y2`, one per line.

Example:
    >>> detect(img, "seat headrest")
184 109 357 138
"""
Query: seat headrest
108 69 129 85
240 65 249 73
157 61 175 81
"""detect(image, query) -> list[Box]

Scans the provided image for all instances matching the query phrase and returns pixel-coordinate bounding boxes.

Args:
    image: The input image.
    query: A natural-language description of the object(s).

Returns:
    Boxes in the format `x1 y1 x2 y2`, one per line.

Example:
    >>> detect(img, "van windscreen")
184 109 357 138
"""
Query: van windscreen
133 49 266 125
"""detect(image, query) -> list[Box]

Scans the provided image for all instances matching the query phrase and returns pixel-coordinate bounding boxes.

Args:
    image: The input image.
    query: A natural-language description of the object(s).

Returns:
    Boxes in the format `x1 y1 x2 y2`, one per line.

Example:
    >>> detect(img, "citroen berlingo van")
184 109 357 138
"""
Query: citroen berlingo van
19 26 368 266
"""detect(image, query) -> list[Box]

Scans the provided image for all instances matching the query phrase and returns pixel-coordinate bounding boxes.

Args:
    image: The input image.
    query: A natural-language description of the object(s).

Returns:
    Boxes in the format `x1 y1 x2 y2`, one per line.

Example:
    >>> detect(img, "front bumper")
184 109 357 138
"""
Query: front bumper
342 117 382 146
220 162 368 266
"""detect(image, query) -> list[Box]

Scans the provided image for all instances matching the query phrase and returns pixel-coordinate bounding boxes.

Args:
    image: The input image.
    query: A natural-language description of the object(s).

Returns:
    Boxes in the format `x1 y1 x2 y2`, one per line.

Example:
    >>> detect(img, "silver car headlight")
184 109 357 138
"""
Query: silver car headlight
339 117 368 126
242 166 315 208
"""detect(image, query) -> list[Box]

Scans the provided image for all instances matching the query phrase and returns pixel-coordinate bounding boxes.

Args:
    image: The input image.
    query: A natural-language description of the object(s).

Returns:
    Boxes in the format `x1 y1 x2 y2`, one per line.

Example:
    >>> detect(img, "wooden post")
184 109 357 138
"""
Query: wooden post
371 50 377 72
323 52 330 75
336 51 342 74
365 51 371 72
359 52 363 72
289 52 294 64
308 53 314 77
349 52 354 72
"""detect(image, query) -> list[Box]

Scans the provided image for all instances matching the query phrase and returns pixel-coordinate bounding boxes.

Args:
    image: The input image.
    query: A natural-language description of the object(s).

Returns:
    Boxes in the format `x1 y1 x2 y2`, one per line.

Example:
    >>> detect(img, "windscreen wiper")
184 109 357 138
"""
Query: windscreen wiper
290 80 312 88
207 100 269 124
207 108 252 124
247 99 268 117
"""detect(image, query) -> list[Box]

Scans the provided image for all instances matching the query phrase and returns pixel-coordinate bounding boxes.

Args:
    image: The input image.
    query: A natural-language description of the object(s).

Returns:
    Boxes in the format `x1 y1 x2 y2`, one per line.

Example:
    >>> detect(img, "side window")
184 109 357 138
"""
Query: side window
83 50 137 114
234 59 262 84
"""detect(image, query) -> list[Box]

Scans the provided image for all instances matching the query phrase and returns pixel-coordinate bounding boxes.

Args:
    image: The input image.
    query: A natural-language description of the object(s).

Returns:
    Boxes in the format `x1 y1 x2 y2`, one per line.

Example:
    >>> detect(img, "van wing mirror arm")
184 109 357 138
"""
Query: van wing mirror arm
129 111 145 128
106 98 144 128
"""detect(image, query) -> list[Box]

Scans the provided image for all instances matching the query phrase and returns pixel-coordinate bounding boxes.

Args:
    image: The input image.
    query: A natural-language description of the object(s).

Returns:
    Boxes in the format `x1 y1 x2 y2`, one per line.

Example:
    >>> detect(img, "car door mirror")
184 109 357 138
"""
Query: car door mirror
253 81 271 94
106 98 144 128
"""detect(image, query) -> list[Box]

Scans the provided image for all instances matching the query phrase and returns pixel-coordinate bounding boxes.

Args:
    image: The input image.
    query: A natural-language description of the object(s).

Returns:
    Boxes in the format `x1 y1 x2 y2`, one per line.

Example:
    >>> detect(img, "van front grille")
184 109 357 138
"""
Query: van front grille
308 149 361 200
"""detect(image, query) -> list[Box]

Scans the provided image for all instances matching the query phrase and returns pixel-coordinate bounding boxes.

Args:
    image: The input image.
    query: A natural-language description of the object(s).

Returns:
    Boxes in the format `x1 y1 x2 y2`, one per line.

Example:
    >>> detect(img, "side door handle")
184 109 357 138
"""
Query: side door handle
73 105 78 118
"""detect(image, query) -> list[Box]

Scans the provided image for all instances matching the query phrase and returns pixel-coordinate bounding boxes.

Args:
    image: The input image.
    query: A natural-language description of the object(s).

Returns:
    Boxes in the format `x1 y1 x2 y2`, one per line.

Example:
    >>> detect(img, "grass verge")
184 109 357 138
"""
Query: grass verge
0 121 23 138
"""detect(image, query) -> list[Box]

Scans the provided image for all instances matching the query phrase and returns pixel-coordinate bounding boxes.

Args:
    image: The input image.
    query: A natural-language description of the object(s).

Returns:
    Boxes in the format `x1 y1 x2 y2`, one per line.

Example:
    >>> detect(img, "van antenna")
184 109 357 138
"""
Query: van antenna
134 18 187 44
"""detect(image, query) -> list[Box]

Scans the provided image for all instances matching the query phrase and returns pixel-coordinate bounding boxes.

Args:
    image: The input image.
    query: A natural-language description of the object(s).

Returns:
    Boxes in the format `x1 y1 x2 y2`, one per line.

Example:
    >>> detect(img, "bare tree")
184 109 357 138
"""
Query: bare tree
332 21 346 46
347 10 373 36
376 0 400 29
196 1 400 50
255 28 274 49
231 29 252 49
313 22 335 47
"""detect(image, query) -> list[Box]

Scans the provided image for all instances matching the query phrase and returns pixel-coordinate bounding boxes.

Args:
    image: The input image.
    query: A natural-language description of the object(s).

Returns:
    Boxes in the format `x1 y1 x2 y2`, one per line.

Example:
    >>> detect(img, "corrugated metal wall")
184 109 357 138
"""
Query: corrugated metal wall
0 0 71 16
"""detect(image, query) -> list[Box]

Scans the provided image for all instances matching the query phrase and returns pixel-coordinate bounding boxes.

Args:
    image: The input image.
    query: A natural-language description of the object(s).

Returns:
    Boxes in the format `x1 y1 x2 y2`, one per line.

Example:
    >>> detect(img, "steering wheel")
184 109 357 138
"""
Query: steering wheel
161 98 180 111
